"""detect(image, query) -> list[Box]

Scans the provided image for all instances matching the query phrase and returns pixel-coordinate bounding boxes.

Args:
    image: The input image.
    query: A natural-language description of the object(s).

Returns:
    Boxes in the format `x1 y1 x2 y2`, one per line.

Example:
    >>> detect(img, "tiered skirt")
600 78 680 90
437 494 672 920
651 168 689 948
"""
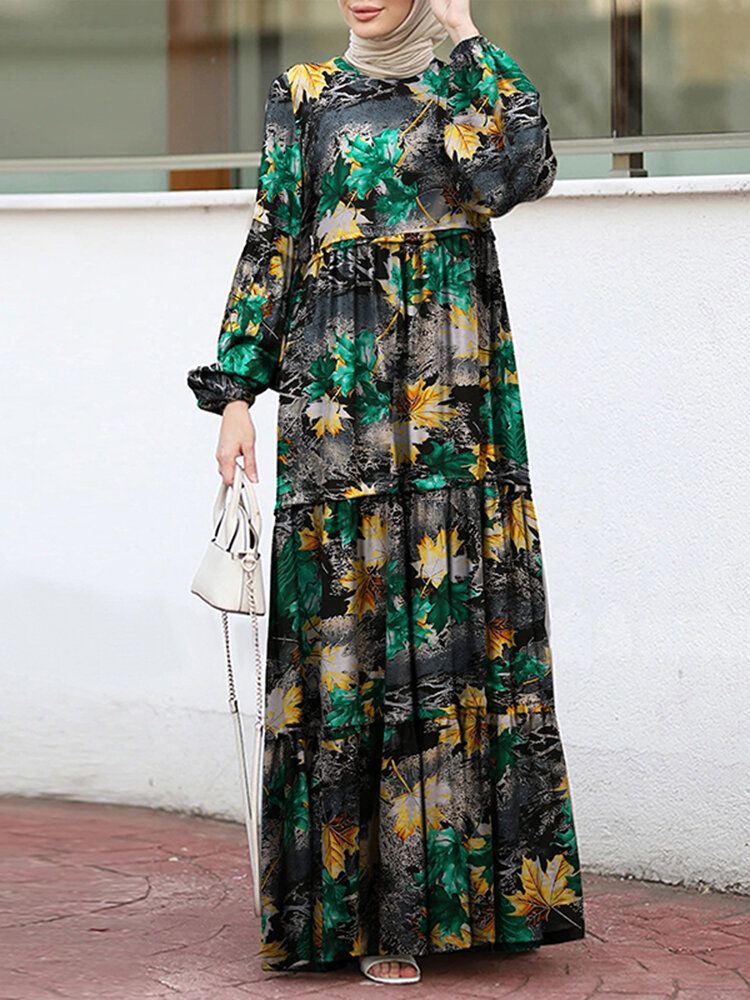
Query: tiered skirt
258 476 586 971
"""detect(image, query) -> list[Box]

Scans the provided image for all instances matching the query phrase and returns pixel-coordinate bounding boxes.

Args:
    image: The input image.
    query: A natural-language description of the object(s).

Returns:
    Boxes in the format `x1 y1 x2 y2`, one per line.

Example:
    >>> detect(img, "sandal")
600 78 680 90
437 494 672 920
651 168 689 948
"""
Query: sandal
358 954 421 984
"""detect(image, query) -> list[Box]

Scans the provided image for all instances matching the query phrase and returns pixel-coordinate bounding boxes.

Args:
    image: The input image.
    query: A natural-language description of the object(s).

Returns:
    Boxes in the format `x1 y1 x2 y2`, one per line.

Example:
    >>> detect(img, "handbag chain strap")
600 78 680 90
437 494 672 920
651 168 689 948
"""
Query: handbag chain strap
220 552 264 730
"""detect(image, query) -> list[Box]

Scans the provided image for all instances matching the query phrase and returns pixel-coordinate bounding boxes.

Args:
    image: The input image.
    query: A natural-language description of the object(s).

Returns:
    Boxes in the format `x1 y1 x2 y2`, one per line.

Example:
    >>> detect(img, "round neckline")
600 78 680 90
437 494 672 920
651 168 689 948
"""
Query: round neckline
337 52 443 84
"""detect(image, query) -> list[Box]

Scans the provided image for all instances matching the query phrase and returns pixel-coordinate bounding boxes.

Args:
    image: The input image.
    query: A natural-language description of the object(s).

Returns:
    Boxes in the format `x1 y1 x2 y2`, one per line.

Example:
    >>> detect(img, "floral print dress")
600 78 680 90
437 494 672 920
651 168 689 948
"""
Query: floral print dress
188 32 586 972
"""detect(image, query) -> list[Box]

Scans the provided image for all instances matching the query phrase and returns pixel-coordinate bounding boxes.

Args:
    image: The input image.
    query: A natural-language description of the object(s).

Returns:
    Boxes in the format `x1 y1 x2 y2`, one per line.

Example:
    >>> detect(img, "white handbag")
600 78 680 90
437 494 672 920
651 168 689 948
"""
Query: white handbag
190 458 265 917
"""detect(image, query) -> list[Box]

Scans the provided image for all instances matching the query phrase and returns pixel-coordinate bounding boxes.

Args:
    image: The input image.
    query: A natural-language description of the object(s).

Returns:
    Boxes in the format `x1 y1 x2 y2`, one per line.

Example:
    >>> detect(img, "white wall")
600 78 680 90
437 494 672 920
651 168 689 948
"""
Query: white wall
1 176 748 893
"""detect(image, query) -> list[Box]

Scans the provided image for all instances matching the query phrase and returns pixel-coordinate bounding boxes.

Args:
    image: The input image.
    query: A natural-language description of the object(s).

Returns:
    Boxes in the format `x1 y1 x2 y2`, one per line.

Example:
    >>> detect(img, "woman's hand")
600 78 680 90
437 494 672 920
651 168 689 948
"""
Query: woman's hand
217 400 259 486
429 0 479 42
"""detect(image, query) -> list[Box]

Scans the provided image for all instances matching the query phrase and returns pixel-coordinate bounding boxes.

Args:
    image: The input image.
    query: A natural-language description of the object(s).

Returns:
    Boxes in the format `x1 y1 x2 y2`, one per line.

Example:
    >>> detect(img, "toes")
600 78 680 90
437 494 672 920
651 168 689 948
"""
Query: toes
364 958 417 979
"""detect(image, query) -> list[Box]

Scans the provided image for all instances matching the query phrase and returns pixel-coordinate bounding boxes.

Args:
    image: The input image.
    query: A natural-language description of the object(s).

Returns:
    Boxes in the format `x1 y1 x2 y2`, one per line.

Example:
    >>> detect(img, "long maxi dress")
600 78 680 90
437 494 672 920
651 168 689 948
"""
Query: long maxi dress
188 32 586 972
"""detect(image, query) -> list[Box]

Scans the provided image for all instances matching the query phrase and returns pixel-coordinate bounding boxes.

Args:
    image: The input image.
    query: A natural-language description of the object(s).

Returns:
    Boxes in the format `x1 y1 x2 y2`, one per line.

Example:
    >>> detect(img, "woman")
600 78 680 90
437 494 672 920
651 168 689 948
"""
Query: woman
188 0 586 984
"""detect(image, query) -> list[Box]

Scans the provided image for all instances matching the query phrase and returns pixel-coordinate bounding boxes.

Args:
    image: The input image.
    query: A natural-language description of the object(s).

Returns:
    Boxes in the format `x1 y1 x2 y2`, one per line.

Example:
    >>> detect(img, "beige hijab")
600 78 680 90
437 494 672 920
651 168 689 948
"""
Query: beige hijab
339 0 449 80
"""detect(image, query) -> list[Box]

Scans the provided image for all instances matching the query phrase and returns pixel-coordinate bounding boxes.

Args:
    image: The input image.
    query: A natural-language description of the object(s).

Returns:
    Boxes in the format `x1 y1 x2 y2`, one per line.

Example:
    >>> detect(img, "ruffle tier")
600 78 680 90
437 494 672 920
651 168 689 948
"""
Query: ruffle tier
258 478 585 971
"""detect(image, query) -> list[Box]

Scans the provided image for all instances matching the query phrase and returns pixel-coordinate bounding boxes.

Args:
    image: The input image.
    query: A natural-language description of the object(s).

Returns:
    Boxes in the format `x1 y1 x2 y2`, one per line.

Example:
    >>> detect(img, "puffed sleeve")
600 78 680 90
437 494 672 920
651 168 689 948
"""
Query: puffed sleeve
443 33 557 220
187 71 303 414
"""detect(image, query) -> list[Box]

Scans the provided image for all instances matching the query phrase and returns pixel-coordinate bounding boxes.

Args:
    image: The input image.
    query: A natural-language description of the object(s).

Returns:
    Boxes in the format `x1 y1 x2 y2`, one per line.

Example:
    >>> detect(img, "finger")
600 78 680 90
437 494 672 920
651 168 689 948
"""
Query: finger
216 446 239 487
242 442 259 483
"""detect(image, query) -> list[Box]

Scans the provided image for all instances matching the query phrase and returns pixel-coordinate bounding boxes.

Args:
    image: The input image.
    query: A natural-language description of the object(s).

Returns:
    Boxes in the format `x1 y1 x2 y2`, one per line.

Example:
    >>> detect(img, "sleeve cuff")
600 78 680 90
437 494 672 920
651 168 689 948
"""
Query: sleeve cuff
449 33 488 62
187 363 257 415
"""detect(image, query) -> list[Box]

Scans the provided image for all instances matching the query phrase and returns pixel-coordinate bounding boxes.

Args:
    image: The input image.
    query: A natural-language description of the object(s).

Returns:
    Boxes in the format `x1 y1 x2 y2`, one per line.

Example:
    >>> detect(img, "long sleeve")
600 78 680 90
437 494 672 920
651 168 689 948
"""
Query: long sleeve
187 72 303 415
443 33 557 221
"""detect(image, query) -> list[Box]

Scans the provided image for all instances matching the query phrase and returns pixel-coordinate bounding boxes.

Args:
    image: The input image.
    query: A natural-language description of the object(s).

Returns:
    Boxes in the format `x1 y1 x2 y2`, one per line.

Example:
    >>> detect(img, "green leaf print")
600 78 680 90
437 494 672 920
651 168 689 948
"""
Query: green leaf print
420 440 476 481
493 334 517 374
282 770 309 849
512 649 549 685
259 138 301 201
427 825 470 898
385 556 409 659
258 139 303 232
428 883 470 941
386 601 409 660
226 287 266 338
375 176 420 226
421 245 473 310
411 591 435 648
321 868 352 931
427 575 473 634
343 128 403 197
275 534 323 632
328 500 360 546
325 685 365 731
448 62 486 115
331 330 359 396
265 758 288 811
422 64 450 99
275 534 302 628
497 892 536 945
297 550 324 625
466 830 494 881
491 725 526 780
495 382 528 466
356 380 391 426
483 43 537 95
318 154 351 219
553 797 580 861
486 662 511 695
219 338 277 388
306 352 337 401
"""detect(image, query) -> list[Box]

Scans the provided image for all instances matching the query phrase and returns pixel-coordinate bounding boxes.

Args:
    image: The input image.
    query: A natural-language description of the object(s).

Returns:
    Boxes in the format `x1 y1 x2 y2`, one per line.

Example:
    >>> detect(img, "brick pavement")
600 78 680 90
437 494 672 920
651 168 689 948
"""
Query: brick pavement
1 798 748 1000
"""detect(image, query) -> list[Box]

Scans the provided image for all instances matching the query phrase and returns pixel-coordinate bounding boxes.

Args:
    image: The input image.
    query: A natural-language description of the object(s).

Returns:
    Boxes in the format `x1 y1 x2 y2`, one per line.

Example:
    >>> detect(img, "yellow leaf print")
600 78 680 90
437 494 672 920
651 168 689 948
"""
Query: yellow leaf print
390 420 429 466
389 780 423 842
298 502 331 551
303 248 326 280
413 525 464 588
447 303 480 361
260 937 288 961
318 202 368 248
469 440 495 480
349 925 367 957
287 60 339 112
360 513 388 568
424 773 451 830
399 376 458 430
265 684 303 735
322 813 359 879
483 518 509 561
306 393 350 437
444 119 482 161
361 674 383 719
339 558 384 617
376 252 404 307
430 914 472 948
498 74 523 96
459 684 487 755
341 482 378 499
313 898 323 949
389 771 450 841
504 854 580 926
436 713 461 748
484 104 505 148
269 233 294 280
509 495 538 552
320 644 357 693
486 617 515 660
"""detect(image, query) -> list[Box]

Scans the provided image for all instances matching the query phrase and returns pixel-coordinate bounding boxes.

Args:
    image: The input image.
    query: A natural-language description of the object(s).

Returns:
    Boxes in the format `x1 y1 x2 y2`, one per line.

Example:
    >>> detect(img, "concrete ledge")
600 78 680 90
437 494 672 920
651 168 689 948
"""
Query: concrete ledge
0 173 748 211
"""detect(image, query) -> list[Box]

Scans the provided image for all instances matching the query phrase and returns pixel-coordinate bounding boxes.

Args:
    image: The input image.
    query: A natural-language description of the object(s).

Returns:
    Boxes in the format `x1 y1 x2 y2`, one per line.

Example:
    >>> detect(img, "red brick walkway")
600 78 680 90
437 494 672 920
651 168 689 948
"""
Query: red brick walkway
1 798 749 999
